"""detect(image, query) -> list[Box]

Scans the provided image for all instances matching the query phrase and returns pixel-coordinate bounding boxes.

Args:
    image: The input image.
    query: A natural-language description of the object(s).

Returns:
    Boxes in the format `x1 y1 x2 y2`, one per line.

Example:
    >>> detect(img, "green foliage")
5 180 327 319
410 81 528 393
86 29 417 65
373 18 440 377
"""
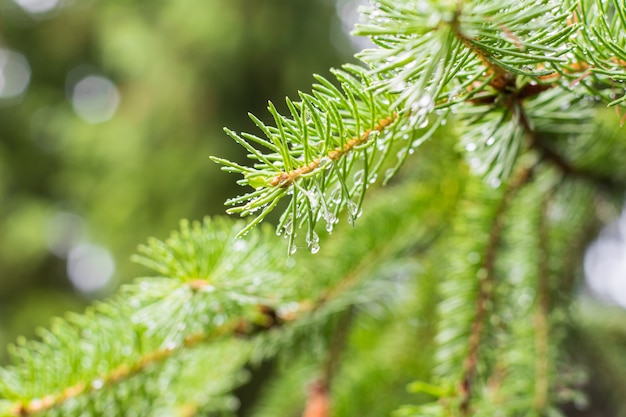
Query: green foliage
2 0 626 416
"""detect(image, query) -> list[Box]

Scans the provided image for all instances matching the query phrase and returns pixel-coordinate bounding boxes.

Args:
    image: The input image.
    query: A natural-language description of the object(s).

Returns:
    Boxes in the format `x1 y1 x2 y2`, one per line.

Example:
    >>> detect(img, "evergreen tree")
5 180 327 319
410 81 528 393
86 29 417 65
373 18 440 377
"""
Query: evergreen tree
1 0 626 416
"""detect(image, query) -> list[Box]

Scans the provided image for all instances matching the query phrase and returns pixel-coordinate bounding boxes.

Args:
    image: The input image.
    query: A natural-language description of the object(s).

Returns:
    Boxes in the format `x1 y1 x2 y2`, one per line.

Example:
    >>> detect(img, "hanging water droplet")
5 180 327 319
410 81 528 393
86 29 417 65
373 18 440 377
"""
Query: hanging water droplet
290 244 298 255
347 200 358 216
369 173 378 184
489 178 502 188
329 187 342 204
233 240 247 252
308 230 319 242
282 220 293 239
346 200 362 219
469 157 481 170
353 169 365 185
325 212 337 231
465 142 477 152
486 136 495 146
384 168 395 182
418 118 429 129
308 238 320 254
368 130 380 141
319 156 332 168
305 191 319 209
417 93 431 109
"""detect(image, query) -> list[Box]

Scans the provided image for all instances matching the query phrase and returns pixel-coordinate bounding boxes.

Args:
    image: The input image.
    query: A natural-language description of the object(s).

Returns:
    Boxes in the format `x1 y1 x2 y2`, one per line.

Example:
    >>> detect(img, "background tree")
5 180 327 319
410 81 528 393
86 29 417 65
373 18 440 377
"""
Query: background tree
1 0 626 416
0 0 346 348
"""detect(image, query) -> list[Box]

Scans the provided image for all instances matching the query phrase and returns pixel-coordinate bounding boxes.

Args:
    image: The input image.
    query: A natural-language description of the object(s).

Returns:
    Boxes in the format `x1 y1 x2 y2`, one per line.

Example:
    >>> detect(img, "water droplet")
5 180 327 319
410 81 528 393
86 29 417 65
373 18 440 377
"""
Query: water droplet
418 118 429 129
353 169 365 185
417 94 431 108
91 379 104 390
369 173 378 184
486 137 495 146
384 168 395 181
347 200 361 218
233 240 247 252
284 219 293 235
306 191 319 209
309 240 320 254
319 156 332 168
325 212 337 232
465 142 477 152
489 178 502 188
290 244 298 255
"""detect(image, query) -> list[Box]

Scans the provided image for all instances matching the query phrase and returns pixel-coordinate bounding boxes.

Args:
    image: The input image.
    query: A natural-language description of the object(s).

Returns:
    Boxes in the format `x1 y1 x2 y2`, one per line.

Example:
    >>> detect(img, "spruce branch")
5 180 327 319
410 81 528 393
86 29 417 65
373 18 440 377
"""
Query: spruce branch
0 168 452 417
573 0 626 105
212 66 398 249
533 194 552 413
5 1 626 416
458 163 535 415
213 0 595 246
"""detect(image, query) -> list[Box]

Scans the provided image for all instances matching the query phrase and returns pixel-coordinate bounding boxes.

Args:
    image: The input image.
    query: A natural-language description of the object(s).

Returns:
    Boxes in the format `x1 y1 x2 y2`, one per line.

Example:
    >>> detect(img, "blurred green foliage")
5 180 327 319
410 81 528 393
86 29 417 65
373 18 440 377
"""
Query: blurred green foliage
0 0 351 357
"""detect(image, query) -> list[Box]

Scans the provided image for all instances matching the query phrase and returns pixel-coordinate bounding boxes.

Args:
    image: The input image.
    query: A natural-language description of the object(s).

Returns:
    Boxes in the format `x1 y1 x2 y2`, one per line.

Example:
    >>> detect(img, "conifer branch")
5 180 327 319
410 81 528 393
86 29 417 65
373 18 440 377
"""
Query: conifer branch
530 133 624 190
533 195 552 413
459 163 535 415
9 325 223 417
0 194 435 416
5 1 626 416
269 113 397 188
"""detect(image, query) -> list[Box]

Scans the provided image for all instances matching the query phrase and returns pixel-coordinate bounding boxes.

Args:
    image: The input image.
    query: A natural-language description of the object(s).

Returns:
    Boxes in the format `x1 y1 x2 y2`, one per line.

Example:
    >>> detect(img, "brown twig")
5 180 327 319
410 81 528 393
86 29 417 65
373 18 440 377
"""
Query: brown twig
10 238 392 417
270 114 397 188
459 163 535 415
533 195 551 412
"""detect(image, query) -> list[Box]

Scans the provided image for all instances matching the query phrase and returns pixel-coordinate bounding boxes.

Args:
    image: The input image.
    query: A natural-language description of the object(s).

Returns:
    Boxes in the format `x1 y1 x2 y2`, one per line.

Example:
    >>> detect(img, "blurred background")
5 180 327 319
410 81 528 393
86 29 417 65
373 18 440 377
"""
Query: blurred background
0 0 371 358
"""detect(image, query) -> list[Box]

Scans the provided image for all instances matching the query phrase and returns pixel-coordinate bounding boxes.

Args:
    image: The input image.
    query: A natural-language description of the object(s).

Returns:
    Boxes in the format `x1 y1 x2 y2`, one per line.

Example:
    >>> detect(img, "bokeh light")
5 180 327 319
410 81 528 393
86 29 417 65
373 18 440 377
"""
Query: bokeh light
335 0 372 52
70 75 120 124
584 206 626 309
45 212 87 258
13 0 59 15
0 48 31 102
67 243 115 294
